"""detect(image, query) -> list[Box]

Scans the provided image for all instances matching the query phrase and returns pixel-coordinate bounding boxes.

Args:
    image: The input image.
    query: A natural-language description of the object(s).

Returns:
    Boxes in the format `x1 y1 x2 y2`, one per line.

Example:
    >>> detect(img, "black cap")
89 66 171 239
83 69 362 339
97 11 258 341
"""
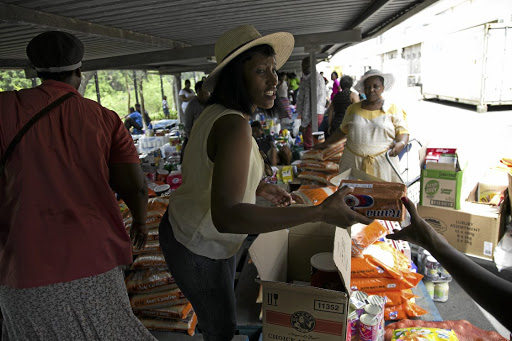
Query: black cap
26 31 84 72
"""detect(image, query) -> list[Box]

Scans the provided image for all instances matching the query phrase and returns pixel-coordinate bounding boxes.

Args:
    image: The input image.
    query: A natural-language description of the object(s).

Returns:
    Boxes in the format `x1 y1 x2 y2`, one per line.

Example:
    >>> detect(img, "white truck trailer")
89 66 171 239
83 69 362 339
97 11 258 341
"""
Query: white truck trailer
421 23 512 112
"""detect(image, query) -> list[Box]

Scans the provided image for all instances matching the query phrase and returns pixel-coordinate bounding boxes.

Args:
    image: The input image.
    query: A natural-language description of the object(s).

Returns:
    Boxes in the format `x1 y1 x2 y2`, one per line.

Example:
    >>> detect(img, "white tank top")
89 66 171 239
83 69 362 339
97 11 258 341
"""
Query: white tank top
167 104 264 259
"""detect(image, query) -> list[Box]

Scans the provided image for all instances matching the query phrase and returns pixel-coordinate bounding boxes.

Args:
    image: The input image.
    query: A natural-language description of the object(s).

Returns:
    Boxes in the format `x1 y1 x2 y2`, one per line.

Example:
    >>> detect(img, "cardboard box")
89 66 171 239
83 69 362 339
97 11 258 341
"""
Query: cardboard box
250 222 352 340
420 166 465 210
417 202 506 260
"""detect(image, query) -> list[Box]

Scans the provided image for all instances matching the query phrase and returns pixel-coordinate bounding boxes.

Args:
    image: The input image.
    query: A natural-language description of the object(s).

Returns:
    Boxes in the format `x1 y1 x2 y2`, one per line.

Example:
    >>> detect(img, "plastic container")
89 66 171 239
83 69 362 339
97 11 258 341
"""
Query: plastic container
310 252 343 291
434 282 450 302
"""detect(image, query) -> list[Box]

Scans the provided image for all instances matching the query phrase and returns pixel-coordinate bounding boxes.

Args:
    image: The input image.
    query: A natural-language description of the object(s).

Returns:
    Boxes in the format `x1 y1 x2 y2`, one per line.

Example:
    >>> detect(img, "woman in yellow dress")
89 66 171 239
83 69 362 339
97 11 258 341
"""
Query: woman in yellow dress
315 69 409 182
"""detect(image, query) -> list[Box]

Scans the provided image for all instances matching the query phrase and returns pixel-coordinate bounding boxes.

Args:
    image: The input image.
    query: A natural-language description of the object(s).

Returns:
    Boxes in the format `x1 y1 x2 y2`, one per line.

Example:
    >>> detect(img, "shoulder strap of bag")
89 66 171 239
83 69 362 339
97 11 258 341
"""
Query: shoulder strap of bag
0 92 75 176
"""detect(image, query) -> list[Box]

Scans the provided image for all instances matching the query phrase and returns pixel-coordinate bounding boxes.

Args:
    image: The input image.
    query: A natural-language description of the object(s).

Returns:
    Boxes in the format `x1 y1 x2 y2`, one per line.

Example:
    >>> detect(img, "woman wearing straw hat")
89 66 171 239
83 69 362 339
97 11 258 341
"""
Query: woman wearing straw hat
315 69 409 182
158 25 372 340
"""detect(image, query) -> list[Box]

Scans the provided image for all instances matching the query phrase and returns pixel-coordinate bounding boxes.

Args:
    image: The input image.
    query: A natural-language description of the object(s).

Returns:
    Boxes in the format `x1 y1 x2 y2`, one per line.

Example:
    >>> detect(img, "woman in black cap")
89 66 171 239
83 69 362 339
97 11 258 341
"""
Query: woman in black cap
158 25 372 341
0 31 155 340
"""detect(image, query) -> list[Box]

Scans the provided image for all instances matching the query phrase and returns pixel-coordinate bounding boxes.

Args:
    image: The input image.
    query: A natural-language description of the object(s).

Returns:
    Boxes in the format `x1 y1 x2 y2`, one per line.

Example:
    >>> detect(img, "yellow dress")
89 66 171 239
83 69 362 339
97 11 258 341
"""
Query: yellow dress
338 101 409 182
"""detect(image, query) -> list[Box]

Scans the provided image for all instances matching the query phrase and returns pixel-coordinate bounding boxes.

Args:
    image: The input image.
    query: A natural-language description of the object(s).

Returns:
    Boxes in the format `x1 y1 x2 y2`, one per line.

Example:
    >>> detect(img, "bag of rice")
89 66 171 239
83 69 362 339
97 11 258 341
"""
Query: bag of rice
291 186 337 205
130 288 187 309
137 303 193 320
131 253 167 270
125 268 176 293
138 313 197 336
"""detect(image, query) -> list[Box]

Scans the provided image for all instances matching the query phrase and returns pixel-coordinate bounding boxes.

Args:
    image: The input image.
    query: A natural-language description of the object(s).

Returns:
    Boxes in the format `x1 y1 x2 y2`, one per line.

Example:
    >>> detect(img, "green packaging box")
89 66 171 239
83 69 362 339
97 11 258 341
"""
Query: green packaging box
420 168 464 210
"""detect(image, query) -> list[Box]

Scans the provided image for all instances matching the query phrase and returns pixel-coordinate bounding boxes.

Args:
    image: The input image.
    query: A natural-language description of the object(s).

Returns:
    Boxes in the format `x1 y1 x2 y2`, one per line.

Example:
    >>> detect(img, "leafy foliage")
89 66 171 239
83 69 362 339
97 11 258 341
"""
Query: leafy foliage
0 69 206 122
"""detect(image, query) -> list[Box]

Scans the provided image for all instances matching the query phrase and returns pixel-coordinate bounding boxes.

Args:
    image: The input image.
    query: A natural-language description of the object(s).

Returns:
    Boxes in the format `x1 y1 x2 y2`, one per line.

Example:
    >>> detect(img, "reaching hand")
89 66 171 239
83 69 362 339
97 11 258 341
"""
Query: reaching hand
389 141 405 157
130 220 148 250
320 185 373 228
386 197 445 249
257 182 292 207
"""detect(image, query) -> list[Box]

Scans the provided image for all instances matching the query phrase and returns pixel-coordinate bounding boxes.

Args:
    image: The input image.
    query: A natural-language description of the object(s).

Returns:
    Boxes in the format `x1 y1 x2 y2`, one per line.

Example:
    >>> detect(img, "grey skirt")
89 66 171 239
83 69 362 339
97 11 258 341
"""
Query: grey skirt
0 267 156 341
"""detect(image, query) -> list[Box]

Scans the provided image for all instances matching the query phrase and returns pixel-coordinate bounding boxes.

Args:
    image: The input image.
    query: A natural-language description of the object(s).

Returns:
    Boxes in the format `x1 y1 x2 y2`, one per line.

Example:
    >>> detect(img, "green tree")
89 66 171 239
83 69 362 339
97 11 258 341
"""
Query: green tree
0 70 38 91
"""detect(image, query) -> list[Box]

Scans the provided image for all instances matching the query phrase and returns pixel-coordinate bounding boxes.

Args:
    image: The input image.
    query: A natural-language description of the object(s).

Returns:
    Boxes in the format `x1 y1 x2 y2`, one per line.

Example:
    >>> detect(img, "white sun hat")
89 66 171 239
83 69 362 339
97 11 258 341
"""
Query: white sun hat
354 69 395 94
203 25 295 92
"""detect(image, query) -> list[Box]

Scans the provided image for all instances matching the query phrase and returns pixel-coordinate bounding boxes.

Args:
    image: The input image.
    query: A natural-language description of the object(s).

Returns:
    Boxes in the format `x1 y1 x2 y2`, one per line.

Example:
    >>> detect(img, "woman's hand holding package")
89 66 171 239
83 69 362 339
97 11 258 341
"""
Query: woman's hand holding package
256 181 292 207
320 185 373 228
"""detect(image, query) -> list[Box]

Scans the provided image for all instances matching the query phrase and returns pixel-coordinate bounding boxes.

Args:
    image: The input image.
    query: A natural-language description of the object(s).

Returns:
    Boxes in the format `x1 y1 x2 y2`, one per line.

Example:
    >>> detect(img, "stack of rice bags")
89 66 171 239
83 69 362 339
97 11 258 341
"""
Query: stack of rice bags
123 197 197 336
350 220 427 322
291 139 345 205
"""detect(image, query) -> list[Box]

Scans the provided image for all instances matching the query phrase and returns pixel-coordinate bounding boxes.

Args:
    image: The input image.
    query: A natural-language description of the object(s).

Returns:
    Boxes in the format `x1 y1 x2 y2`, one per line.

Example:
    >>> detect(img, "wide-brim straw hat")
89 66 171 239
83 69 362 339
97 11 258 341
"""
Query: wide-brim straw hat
203 25 294 92
354 69 395 93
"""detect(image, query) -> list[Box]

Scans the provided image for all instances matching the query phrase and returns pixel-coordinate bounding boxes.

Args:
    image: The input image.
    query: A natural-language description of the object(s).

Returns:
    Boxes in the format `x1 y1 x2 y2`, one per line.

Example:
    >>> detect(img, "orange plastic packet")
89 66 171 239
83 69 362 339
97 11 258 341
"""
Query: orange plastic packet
372 290 418 307
291 186 337 205
351 220 388 256
350 272 423 293
385 300 428 321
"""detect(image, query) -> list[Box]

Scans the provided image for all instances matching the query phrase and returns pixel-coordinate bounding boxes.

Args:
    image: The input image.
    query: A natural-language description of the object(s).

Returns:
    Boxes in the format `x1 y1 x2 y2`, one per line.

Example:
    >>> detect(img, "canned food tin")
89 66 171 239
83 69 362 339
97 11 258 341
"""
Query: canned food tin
363 304 382 316
359 313 379 341
346 309 358 341
310 252 343 291
366 295 386 308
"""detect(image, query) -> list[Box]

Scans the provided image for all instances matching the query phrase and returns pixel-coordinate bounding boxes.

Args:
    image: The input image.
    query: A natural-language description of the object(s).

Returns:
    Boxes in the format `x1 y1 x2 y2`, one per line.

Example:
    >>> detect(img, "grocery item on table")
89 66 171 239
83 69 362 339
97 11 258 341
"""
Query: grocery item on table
310 252 343 291
352 241 411 279
136 303 193 320
125 268 177 293
130 288 187 310
302 139 346 161
130 253 167 270
384 300 428 320
133 239 161 255
390 327 459 341
371 290 418 307
351 220 388 256
340 180 407 222
291 185 337 205
298 170 338 186
350 272 423 293
295 159 340 173
138 312 197 336
385 319 508 341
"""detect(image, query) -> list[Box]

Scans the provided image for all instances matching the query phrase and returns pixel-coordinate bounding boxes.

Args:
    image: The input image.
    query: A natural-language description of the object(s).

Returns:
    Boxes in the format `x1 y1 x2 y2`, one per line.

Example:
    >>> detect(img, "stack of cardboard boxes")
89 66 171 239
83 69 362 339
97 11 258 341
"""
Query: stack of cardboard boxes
418 148 508 261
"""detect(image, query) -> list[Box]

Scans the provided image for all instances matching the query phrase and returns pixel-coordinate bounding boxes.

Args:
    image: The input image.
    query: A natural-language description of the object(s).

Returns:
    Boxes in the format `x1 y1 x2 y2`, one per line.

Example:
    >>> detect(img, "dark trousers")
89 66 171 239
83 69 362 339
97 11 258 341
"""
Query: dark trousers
159 211 237 341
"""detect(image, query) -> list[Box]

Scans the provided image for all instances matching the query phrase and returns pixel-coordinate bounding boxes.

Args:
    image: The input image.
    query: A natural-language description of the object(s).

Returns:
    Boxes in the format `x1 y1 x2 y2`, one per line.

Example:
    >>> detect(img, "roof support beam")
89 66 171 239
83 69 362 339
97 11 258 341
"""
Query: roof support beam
81 30 360 71
0 2 186 48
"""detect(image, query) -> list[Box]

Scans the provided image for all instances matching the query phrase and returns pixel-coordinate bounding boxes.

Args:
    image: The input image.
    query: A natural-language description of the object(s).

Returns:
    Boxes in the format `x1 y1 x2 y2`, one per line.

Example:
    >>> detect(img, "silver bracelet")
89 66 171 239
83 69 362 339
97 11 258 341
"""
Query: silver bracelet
395 141 405 147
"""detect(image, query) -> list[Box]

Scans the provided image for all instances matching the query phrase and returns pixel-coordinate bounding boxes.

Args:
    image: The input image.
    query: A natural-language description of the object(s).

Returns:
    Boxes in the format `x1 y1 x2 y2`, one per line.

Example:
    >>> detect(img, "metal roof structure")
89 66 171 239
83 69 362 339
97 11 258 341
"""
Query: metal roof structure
0 0 438 76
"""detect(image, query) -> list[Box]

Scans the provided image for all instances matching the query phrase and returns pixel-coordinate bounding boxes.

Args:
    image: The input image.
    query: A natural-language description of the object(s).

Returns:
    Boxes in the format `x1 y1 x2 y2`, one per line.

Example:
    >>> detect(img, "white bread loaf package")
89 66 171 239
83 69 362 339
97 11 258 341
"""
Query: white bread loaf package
340 180 407 222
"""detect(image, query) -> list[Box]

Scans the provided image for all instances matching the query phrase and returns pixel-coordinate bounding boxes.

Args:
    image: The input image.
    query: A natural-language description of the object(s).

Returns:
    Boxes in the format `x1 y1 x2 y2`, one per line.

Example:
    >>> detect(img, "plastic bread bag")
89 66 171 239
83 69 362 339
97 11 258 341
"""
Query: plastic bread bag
301 139 346 161
298 171 338 186
351 221 388 256
295 160 340 173
340 180 407 222
291 185 337 206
